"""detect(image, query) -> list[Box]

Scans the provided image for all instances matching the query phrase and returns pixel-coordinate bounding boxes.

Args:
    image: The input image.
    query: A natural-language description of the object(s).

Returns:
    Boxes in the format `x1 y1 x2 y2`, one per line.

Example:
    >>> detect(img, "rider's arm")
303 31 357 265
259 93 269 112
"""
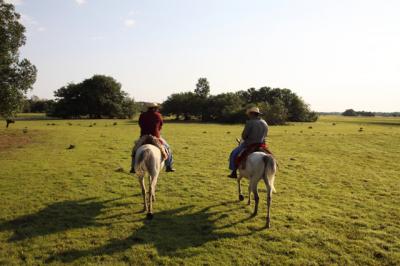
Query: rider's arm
158 113 163 131
138 113 144 128
241 121 251 140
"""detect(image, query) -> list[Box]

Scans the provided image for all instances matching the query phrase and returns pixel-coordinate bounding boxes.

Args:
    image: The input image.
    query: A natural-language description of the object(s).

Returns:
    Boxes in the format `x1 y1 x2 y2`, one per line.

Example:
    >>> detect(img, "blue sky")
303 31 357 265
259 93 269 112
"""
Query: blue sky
7 0 400 111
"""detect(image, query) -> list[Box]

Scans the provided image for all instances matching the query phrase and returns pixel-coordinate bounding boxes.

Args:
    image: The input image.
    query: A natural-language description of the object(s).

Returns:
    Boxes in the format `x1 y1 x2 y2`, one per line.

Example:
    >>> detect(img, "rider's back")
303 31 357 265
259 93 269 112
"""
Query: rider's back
242 118 268 146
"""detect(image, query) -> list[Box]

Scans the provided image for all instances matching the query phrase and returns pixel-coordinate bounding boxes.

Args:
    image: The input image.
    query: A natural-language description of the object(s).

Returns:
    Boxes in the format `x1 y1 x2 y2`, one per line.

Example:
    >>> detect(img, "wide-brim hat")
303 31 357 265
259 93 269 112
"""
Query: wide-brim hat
147 102 160 108
246 106 262 115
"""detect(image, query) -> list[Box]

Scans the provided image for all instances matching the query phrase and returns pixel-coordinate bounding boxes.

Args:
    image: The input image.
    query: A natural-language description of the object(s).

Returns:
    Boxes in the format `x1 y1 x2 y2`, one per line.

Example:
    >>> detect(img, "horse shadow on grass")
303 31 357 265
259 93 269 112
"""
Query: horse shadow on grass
0 197 128 242
47 201 258 263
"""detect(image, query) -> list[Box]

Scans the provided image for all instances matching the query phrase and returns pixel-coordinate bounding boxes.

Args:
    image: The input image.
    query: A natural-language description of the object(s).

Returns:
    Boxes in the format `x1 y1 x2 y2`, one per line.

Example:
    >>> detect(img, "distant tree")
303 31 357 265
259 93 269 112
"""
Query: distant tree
49 75 137 118
194 78 210 98
22 96 55 113
161 92 197 120
203 93 246 123
260 100 288 125
120 97 139 119
342 109 357 116
0 0 37 120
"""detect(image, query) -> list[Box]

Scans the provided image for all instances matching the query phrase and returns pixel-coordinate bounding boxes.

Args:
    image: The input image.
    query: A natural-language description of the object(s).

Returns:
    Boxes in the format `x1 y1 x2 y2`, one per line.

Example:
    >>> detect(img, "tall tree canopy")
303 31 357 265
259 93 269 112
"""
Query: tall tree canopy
0 0 37 118
50 75 138 119
194 78 210 98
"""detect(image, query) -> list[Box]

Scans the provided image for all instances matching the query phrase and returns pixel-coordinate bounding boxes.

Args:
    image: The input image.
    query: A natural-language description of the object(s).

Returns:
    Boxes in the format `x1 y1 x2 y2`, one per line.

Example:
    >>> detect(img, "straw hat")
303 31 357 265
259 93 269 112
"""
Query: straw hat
146 102 160 108
246 106 262 115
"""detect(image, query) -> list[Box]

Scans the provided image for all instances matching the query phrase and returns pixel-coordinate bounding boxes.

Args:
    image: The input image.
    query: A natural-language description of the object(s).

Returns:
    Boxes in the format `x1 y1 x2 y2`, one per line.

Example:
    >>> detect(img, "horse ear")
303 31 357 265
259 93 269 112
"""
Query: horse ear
236 138 241 144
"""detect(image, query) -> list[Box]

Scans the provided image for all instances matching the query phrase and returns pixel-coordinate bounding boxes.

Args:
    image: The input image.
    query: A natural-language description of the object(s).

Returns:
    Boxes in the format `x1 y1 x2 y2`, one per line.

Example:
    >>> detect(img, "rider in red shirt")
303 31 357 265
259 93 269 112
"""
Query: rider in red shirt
139 107 163 138
130 103 175 173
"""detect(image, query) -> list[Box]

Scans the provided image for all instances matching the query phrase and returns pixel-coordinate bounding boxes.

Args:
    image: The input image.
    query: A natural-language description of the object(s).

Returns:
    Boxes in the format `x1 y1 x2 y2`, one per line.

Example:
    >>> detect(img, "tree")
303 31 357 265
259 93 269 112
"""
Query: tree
342 109 357 116
161 92 197 120
49 75 137 118
194 78 210 98
0 0 37 119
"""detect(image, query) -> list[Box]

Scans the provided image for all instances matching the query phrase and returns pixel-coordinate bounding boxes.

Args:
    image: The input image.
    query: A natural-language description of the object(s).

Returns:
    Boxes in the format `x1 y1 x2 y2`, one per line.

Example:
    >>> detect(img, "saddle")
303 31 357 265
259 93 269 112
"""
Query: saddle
132 135 168 161
235 143 273 170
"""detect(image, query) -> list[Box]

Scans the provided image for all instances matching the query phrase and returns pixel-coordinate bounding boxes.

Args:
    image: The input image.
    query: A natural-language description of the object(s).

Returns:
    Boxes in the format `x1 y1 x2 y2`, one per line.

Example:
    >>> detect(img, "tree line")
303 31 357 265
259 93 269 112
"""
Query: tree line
162 78 318 124
342 109 375 117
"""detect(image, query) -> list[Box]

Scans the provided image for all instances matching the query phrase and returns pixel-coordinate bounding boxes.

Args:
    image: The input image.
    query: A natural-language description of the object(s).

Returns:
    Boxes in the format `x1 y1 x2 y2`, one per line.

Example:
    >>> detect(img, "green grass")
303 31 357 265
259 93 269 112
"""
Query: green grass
0 116 399 265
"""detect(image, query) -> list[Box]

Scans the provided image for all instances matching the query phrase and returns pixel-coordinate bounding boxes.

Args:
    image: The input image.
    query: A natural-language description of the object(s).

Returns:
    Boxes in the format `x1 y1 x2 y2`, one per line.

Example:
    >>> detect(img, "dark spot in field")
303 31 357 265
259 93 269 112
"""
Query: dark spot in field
115 167 124 173
286 215 294 221
67 144 75 150
290 158 296 161
373 251 384 259
308 126 313 129
226 131 231 134
300 131 303 133
131 237 144 243
67 123 72 126
332 123 336 125
89 125 93 127
22 128 28 134
113 122 118 126
203 131 207 133
182 146 189 149
93 123 96 126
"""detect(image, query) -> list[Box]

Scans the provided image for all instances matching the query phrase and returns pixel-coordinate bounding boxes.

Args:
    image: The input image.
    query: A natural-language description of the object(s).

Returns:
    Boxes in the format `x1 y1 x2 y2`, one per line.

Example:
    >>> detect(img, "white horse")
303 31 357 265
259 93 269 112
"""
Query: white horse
237 145 277 228
135 143 165 219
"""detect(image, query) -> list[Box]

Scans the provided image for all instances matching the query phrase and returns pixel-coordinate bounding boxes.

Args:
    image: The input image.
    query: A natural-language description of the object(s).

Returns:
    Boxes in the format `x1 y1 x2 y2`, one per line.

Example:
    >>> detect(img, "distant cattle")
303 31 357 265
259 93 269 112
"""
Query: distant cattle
6 119 15 128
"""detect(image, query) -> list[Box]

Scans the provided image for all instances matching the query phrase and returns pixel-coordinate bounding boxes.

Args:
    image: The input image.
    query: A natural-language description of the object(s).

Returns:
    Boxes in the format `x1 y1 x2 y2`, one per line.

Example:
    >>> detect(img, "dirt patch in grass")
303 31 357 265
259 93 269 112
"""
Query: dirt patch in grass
0 130 38 151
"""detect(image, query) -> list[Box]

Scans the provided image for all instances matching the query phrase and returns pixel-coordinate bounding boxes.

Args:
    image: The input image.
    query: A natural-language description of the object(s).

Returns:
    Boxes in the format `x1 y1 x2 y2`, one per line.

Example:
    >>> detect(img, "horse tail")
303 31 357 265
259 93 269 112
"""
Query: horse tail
136 148 154 175
263 155 277 193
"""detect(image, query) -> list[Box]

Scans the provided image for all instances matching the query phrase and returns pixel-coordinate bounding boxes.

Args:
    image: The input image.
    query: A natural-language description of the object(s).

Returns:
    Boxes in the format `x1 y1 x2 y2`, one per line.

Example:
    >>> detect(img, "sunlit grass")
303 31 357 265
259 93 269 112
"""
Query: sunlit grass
0 116 399 265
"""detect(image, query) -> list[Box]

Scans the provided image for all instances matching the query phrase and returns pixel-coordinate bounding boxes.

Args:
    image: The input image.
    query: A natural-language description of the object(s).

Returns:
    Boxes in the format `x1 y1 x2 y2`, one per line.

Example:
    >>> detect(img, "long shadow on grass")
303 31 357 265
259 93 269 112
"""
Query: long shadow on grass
0 198 125 242
48 201 255 263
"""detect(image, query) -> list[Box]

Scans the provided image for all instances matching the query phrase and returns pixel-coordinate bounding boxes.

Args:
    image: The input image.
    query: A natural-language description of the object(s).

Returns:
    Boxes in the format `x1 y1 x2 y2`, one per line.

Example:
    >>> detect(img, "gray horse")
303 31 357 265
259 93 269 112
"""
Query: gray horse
236 144 277 228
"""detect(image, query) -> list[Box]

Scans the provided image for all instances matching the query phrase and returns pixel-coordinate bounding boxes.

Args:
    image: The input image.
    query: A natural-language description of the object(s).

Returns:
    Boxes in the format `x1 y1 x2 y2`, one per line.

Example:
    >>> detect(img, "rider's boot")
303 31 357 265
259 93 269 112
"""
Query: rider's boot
228 170 237 179
166 166 176 172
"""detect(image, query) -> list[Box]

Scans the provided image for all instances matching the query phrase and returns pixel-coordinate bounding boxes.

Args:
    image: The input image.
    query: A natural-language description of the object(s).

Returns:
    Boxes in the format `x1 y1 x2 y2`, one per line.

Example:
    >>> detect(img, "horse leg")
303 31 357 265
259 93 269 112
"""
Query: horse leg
138 176 147 212
251 179 259 216
237 175 244 201
248 177 254 205
151 174 159 203
264 178 272 228
147 176 154 219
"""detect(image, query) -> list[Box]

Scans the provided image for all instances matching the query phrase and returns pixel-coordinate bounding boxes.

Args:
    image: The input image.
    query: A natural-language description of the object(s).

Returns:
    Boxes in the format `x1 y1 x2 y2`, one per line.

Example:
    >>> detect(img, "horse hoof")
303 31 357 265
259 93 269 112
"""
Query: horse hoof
239 195 244 201
146 213 153 220
266 223 271 229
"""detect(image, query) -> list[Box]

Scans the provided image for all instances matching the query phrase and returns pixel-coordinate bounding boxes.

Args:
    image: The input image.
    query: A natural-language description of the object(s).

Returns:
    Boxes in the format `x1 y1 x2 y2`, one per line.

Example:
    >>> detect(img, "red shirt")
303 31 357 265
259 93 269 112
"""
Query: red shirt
138 111 163 138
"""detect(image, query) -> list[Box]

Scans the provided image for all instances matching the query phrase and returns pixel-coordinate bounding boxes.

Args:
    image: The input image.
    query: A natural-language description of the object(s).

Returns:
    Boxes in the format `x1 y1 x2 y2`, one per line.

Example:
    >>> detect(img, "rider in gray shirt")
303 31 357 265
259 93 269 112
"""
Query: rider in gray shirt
242 116 268 146
228 106 269 178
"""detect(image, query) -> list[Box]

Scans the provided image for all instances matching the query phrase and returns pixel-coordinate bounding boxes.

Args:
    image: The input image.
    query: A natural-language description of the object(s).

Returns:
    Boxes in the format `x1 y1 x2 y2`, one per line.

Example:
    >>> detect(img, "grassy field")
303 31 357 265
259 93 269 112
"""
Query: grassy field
0 115 399 265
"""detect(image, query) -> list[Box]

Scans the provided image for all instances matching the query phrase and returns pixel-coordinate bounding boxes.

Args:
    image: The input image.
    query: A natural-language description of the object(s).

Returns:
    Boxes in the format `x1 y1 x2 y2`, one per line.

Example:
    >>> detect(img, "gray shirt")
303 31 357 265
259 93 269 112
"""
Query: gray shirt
241 117 268 146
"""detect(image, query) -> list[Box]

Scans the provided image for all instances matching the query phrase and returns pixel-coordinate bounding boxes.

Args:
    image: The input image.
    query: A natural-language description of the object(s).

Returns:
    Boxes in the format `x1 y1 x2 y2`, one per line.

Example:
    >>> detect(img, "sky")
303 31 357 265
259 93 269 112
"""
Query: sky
6 0 400 112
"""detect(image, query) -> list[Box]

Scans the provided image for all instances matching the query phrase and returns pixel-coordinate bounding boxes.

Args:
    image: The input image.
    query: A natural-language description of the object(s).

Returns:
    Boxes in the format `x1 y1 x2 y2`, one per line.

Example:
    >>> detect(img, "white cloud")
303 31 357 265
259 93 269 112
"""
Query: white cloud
37 27 46 32
124 19 135 27
4 0 23 5
75 0 86 5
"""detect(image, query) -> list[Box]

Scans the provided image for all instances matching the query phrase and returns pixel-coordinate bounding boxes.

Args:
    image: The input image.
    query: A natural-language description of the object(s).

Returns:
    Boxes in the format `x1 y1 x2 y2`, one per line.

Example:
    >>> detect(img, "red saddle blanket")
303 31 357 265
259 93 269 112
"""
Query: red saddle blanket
235 143 273 169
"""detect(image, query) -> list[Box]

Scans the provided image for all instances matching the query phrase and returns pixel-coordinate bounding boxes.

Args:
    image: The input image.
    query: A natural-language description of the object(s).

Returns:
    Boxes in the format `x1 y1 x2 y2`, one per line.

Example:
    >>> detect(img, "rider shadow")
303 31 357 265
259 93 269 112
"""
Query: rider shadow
48 201 255 263
0 198 126 242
